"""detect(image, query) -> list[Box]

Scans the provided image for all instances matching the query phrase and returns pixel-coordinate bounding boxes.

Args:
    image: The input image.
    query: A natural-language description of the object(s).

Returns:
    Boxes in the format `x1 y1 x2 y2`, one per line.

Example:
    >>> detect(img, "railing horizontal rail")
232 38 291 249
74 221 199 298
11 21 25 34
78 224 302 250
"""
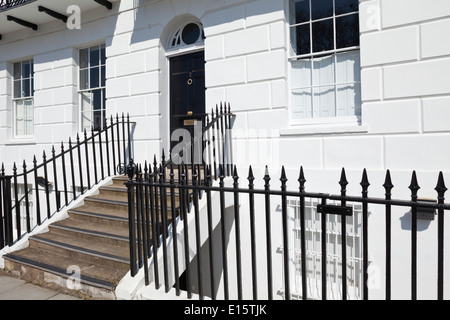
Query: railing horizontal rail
127 182 450 210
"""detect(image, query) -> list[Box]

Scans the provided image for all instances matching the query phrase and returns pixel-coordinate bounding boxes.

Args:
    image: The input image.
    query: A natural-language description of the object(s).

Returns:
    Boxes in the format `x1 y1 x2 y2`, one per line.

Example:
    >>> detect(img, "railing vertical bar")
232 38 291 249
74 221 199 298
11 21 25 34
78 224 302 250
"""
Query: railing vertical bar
104 118 111 177
4 177 13 246
205 166 216 300
61 143 68 206
321 197 327 301
84 130 91 189
135 167 143 269
192 164 203 300
280 166 290 300
219 165 229 300
116 115 121 175
13 163 21 239
76 135 84 193
248 166 257 300
153 156 160 248
91 128 98 184
23 161 31 233
111 115 117 176
68 138 76 200
159 163 169 293
127 114 132 168
339 168 348 300
264 166 273 300
383 170 393 300
219 105 225 175
211 109 217 180
169 162 180 295
139 167 150 286
98 126 105 181
43 152 51 219
122 113 127 168
361 169 370 300
298 167 307 300
180 164 191 299
33 156 41 226
52 147 60 212
435 172 447 300
126 166 137 277
409 171 419 301
147 165 160 289
233 166 242 300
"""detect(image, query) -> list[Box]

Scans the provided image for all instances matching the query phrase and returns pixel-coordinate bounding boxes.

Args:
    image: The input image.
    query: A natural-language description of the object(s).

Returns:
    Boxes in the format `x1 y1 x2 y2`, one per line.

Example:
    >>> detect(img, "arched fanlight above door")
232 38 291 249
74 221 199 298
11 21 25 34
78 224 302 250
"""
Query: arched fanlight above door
170 21 205 49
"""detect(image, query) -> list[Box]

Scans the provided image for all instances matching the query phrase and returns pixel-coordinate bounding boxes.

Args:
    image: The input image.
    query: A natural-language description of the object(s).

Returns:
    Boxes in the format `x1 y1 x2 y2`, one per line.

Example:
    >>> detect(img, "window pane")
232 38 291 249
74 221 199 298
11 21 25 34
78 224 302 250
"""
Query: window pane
311 0 333 20
90 67 100 88
22 61 31 78
80 69 89 90
336 14 360 49
312 55 335 87
81 92 93 130
22 79 30 97
292 59 312 88
15 101 24 136
14 62 21 79
313 85 336 118
80 48 89 69
292 0 310 24
291 24 311 55
312 19 334 52
336 51 360 83
100 45 106 64
90 46 100 67
337 83 361 117
335 0 359 15
101 65 106 87
93 89 102 110
25 99 34 135
182 23 201 45
14 80 21 98
292 88 313 119
93 111 102 131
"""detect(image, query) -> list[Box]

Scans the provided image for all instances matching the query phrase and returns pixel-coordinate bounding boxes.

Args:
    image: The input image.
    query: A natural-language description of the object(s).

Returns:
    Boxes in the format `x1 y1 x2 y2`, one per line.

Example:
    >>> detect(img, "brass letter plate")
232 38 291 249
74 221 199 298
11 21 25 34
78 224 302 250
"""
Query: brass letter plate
184 119 197 126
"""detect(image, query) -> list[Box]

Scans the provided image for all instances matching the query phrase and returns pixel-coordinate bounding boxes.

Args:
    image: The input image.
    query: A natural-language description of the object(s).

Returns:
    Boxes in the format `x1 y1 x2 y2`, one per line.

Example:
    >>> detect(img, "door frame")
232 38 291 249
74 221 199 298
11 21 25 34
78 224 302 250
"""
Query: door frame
166 48 206 154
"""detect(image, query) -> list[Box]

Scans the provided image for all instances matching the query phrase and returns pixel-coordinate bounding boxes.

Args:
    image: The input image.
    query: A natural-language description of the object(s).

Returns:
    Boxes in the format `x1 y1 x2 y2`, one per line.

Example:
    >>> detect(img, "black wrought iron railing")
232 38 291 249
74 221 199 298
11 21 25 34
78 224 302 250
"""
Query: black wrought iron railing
126 155 450 299
0 114 134 249
0 0 36 11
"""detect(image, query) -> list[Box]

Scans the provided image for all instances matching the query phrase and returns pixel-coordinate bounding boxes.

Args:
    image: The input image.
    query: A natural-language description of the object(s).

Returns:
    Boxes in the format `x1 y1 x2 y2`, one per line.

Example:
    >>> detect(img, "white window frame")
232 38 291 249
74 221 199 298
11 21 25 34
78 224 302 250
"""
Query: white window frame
12 59 34 138
288 0 361 126
78 44 106 132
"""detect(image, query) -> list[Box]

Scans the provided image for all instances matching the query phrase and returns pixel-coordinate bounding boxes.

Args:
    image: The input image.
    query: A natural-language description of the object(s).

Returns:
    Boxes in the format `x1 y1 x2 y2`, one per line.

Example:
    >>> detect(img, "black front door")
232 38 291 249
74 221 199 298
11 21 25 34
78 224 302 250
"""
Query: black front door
170 51 206 152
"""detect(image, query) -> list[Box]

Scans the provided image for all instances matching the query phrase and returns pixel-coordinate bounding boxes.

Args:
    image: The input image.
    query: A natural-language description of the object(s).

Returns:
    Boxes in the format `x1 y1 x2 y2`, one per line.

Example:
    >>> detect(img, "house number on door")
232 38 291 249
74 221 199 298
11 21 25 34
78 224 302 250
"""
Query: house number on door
187 79 193 85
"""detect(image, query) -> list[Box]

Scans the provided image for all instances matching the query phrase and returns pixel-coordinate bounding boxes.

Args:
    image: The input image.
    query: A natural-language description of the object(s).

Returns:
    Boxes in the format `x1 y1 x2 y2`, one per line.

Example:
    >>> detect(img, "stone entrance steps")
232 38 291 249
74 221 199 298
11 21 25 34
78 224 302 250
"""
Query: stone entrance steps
3 166 201 299
3 176 133 299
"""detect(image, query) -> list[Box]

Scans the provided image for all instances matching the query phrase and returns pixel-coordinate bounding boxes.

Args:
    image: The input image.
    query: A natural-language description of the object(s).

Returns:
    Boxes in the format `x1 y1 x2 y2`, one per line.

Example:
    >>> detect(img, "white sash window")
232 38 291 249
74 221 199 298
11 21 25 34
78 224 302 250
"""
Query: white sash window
13 60 34 137
79 44 106 131
289 0 361 124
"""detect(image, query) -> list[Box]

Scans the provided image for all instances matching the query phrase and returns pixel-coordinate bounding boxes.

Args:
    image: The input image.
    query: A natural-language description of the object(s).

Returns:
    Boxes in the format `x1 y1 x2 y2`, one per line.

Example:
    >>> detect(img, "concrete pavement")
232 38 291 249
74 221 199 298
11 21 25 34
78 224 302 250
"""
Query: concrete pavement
0 271 81 300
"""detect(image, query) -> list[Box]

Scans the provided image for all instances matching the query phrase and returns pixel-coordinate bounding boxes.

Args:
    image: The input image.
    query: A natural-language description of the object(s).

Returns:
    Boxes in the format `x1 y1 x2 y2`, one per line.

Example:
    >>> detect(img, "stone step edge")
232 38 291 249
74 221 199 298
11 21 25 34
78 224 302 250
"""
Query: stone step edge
31 235 129 265
68 208 128 223
3 253 116 291
50 223 129 243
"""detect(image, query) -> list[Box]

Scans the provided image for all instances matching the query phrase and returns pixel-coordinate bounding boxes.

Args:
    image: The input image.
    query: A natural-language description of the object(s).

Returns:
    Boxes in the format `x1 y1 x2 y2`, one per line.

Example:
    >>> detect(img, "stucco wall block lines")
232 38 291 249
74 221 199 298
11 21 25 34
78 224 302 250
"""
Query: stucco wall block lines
383 58 450 99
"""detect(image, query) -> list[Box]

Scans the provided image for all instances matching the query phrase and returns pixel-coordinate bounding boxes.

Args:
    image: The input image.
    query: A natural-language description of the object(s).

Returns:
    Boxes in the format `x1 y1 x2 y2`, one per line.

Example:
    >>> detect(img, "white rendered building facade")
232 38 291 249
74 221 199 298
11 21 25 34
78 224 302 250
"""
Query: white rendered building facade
0 0 450 300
